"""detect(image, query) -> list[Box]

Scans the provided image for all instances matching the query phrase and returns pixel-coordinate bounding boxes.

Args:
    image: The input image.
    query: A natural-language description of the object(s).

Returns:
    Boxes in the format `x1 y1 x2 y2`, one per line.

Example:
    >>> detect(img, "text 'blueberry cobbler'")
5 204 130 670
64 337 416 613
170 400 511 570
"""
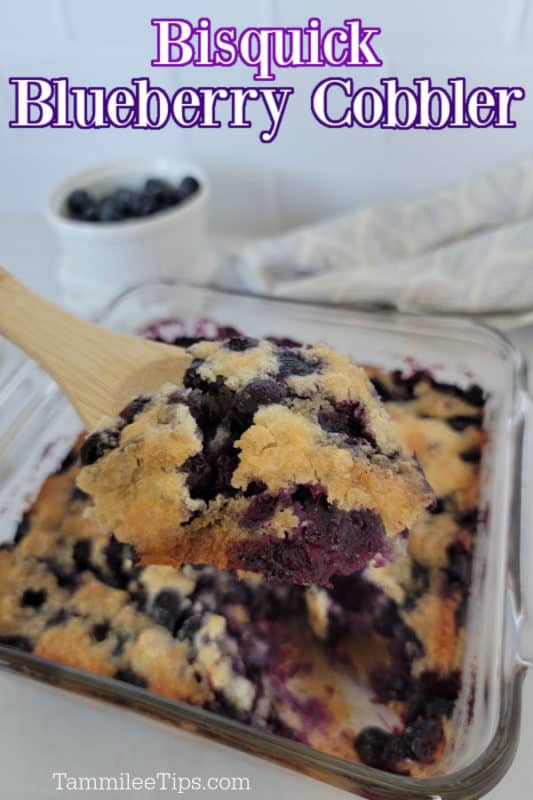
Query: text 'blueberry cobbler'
0 320 486 778
76 337 433 586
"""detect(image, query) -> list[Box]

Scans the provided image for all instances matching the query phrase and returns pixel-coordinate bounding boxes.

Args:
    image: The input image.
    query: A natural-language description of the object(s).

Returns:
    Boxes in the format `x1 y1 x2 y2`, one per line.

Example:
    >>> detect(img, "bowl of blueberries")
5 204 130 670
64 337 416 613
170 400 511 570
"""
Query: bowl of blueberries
47 158 212 316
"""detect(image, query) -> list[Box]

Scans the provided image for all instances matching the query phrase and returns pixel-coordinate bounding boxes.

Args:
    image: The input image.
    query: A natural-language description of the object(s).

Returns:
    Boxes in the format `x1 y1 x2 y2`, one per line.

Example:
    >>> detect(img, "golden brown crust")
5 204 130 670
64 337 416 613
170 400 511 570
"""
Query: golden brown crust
76 339 433 579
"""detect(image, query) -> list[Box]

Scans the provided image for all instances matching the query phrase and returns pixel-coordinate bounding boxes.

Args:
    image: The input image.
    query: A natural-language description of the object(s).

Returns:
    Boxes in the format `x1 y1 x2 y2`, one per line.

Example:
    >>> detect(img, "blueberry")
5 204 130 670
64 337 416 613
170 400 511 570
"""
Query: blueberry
404 719 443 762
129 191 157 217
73 539 92 571
444 543 471 591
14 514 30 544
91 621 110 642
98 196 124 223
184 360 207 390
184 452 213 499
423 696 455 718
104 535 137 583
463 384 485 407
161 186 182 208
53 449 77 475
171 336 203 348
143 178 175 211
277 348 318 378
21 588 47 608
354 727 390 769
114 668 147 688
370 377 392 402
80 430 119 466
318 401 373 443
226 337 257 352
145 177 170 196
119 396 150 424
0 635 33 652
67 189 98 221
70 486 89 502
177 175 200 199
446 415 482 432
455 508 478 531
151 589 183 633
460 448 481 464
108 188 136 218
233 379 287 424
178 614 204 643
45 609 70 628
430 497 446 514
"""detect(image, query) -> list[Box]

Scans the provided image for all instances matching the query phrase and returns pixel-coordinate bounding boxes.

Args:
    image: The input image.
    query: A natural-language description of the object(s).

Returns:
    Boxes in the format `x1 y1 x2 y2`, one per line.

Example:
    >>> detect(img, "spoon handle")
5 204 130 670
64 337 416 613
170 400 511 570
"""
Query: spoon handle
0 267 185 428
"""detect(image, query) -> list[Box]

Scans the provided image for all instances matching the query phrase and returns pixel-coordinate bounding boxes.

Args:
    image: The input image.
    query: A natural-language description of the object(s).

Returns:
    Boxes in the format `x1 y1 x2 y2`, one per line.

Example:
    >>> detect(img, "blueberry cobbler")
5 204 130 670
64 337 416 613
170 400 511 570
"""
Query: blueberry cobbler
76 338 433 585
0 322 486 778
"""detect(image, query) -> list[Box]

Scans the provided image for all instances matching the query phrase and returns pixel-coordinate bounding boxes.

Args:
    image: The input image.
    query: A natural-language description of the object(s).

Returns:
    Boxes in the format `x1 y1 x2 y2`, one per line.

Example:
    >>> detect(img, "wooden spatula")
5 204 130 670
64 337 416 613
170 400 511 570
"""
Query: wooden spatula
0 267 192 429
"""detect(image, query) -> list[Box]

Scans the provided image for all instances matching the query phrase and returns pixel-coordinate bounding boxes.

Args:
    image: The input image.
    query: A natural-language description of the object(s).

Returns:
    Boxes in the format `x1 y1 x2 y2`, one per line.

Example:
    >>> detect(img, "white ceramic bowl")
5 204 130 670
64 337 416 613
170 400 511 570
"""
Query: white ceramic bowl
47 158 213 316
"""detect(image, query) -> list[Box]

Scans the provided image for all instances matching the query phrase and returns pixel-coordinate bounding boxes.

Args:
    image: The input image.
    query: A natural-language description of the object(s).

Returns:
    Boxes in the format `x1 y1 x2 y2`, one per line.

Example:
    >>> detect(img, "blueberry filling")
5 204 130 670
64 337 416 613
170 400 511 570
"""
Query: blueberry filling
355 717 444 771
21 588 47 608
13 513 30 544
370 377 392 402
233 380 287 426
70 486 89 502
446 415 483 432
150 589 185 635
390 369 485 408
239 494 279 529
91 622 111 642
0 635 33 652
101 536 138 589
318 401 375 446
114 668 147 688
182 372 289 504
40 559 79 590
226 337 258 351
172 336 204 348
177 614 204 643
277 348 319 378
405 671 460 723
455 508 478 532
119 396 150 424
430 497 446 514
183 359 209 391
73 539 92 571
460 448 482 464
443 542 472 595
233 489 385 586
45 609 71 628
53 448 78 475
402 561 430 610
80 430 120 466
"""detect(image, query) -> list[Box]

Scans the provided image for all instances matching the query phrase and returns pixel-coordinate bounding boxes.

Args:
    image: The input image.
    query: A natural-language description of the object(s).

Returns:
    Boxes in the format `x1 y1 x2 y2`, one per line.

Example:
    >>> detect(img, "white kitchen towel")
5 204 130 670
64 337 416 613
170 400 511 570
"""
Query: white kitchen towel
214 158 533 315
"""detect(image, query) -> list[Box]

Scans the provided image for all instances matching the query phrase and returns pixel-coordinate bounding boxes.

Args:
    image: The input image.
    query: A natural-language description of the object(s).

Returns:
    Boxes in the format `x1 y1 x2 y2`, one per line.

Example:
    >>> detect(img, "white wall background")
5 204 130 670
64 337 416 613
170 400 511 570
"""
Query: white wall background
1 0 532 235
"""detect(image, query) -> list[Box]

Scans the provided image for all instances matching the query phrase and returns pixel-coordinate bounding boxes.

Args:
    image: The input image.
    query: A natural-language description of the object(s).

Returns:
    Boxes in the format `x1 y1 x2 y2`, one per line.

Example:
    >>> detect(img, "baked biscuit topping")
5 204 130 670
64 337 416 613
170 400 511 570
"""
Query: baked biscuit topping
0 322 486 777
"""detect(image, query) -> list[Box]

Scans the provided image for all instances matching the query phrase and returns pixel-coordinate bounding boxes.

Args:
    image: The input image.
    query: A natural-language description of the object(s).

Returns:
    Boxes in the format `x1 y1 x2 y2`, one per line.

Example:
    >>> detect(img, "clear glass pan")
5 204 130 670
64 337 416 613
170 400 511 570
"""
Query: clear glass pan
0 282 532 799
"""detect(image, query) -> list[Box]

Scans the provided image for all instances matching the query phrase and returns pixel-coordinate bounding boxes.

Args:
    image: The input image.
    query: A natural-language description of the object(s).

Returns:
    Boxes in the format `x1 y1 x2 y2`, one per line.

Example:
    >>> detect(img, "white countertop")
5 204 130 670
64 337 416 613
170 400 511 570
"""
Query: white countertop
1 211 532 799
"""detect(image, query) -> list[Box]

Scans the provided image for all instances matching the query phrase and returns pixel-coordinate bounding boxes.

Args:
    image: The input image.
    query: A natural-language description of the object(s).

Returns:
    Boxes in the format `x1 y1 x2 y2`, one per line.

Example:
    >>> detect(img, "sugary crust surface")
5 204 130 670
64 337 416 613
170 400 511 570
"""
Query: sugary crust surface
0 348 485 777
76 339 433 584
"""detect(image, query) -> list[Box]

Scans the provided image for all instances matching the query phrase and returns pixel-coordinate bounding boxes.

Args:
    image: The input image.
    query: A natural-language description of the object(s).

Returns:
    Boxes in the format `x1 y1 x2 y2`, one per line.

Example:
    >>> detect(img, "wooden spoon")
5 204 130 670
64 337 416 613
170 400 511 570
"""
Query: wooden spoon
0 267 192 429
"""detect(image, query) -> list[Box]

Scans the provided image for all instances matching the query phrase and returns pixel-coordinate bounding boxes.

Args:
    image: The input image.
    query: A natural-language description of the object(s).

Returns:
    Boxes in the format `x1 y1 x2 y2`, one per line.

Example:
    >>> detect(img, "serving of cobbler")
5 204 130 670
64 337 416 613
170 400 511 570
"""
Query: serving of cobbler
0 321 485 777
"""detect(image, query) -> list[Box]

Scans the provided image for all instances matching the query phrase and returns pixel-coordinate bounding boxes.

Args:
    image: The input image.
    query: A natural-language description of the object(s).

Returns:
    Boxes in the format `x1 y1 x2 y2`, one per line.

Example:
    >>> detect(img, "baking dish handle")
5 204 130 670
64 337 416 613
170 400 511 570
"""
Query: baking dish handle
519 390 533 668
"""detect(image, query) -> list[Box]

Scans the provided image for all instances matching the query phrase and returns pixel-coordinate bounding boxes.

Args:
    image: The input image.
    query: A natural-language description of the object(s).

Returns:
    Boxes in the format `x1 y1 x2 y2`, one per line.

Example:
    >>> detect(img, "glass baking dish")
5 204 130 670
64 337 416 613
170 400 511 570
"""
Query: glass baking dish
0 282 532 799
